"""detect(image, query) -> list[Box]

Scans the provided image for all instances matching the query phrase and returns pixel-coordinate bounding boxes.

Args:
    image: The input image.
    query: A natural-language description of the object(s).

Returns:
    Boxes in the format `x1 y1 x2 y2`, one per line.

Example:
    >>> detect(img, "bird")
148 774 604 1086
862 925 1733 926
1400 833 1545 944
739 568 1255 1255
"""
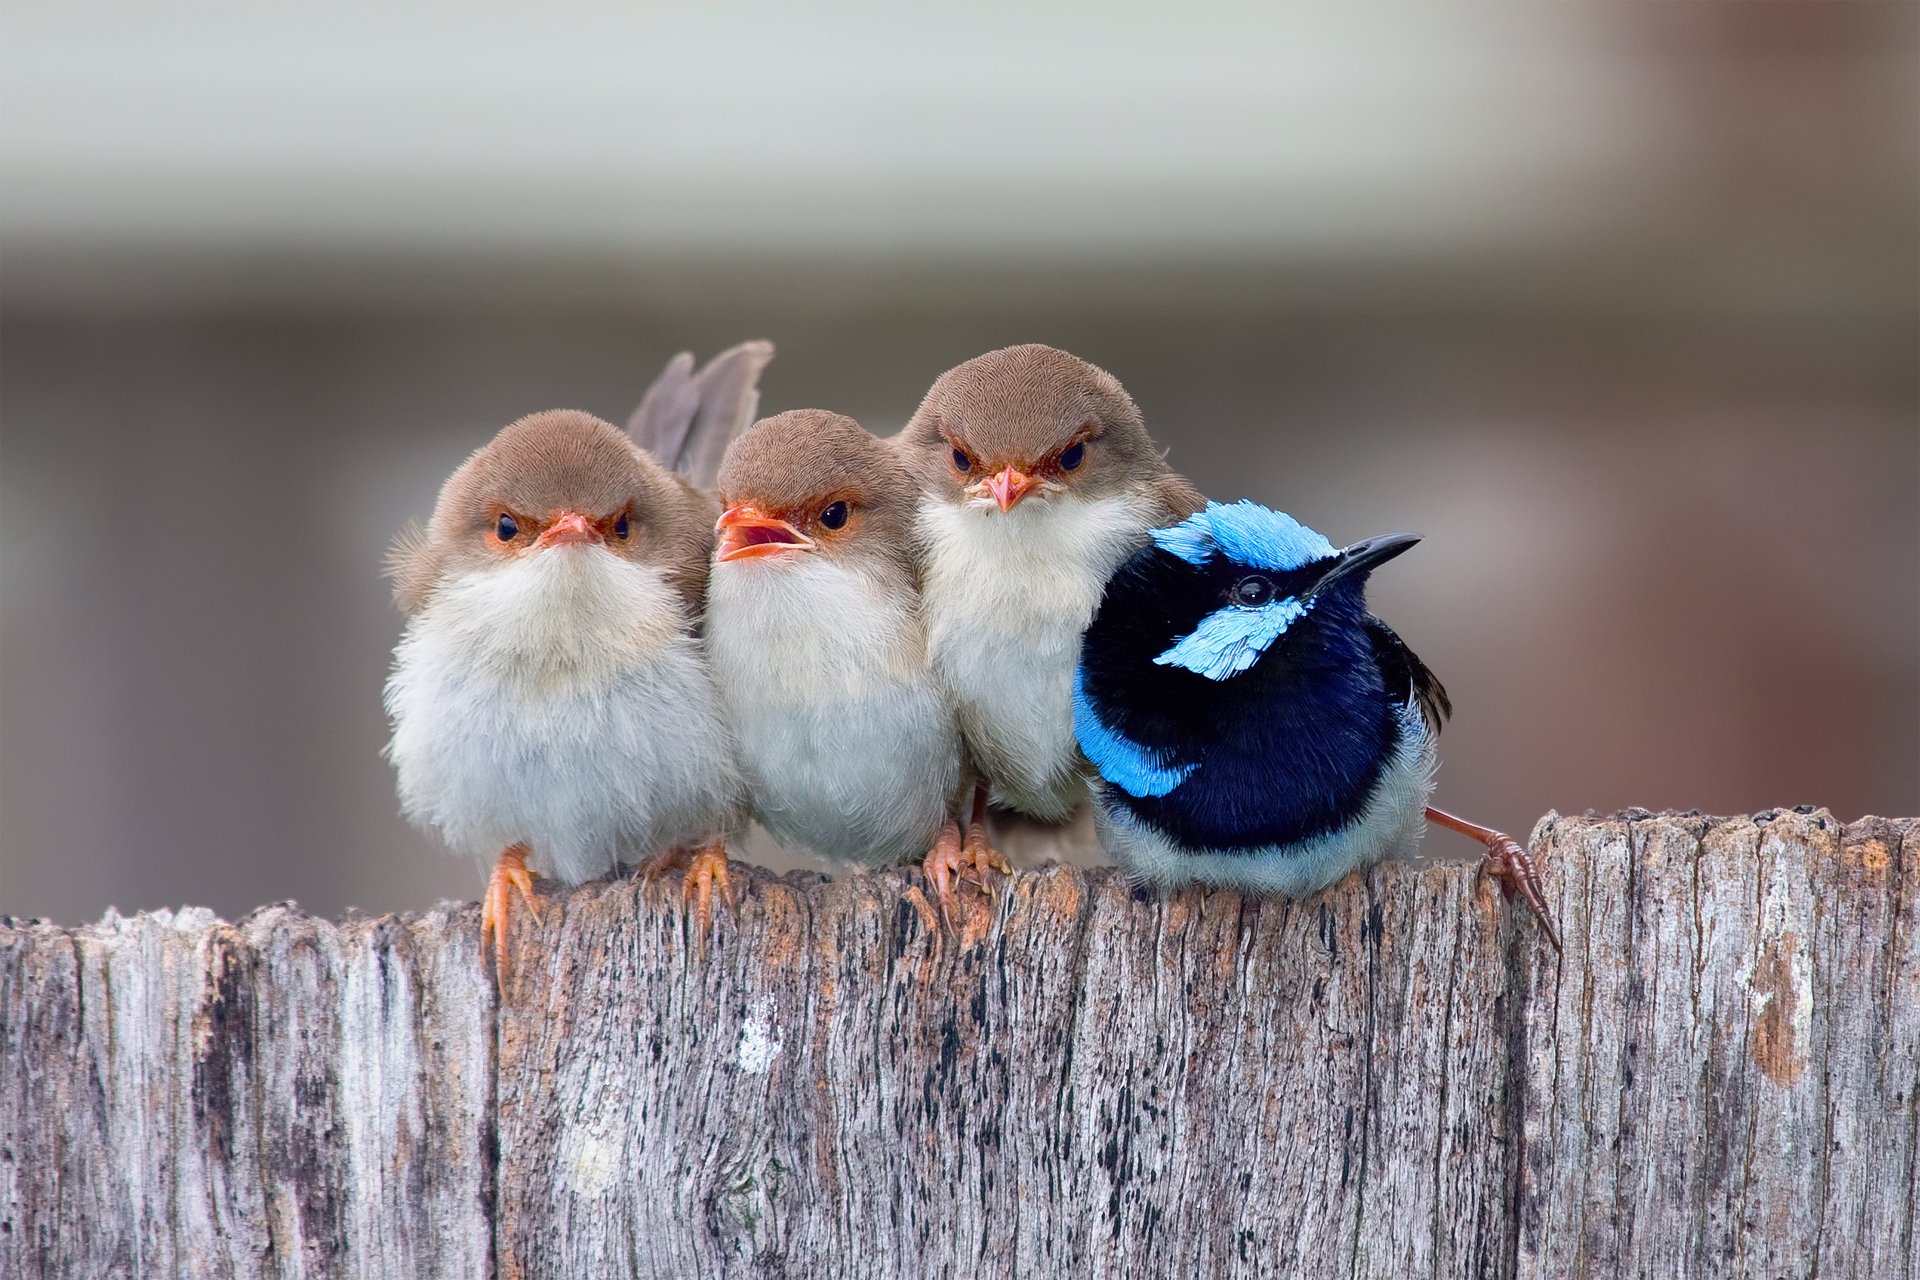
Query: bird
899 343 1203 881
1072 499 1560 951
384 342 771 984
702 409 971 900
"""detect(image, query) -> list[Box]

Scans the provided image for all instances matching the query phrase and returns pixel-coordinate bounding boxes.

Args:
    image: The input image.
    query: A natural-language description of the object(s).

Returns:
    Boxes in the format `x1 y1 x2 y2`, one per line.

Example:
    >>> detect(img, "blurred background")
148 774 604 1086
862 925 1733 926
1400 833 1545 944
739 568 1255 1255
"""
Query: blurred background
2 2 1914 924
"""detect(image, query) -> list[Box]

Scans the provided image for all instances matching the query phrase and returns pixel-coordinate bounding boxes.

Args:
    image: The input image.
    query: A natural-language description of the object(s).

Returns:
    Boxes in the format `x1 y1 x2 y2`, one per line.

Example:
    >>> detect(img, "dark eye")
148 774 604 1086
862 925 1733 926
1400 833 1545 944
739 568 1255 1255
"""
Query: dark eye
951 447 973 473
496 513 518 541
820 500 849 530
1059 441 1085 471
613 513 630 540
1229 575 1275 607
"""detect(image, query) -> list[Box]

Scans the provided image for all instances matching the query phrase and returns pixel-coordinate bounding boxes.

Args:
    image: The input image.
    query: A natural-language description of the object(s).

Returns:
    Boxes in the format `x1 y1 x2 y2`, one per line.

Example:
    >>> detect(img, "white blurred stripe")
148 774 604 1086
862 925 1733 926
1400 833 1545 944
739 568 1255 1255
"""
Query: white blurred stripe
0 2 1650 255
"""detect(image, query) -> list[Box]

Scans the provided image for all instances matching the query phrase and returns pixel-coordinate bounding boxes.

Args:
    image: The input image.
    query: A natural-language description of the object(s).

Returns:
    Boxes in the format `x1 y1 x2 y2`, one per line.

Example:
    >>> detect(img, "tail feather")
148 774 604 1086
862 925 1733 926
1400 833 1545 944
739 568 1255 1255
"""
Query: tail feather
626 340 775 489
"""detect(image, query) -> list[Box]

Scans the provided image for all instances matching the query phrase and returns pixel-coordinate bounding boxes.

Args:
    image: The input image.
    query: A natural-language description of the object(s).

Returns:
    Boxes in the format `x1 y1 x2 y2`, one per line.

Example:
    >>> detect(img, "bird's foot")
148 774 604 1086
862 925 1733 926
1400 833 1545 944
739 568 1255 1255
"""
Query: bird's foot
641 842 738 950
963 820 1013 896
921 822 968 920
481 844 543 994
1427 807 1561 955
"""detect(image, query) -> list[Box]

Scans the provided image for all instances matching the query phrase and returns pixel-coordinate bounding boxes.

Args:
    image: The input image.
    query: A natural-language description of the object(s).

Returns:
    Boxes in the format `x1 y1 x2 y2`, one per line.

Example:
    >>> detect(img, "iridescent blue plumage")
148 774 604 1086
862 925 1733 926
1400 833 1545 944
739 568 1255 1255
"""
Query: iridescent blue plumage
1071 667 1194 798
1075 502 1445 895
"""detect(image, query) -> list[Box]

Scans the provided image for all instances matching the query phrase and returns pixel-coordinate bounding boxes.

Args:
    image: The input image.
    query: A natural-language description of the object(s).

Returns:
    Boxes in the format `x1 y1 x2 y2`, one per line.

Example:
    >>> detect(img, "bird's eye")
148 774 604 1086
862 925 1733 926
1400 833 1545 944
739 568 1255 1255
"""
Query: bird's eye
951 447 974 473
496 513 518 541
1059 441 1085 471
1229 575 1275 607
820 500 849 530
613 513 630 540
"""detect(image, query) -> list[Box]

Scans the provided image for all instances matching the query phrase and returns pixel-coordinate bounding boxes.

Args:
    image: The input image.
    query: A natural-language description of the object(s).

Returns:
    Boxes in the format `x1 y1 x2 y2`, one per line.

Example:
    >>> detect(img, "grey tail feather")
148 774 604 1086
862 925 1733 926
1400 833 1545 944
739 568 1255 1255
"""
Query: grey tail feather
625 340 775 489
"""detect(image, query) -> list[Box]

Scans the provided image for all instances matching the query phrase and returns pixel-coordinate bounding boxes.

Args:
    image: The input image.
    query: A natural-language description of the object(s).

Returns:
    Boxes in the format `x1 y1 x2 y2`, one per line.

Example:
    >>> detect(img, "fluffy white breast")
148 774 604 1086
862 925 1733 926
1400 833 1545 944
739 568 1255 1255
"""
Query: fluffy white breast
1100 699 1439 894
916 491 1157 820
705 554 960 865
385 547 743 884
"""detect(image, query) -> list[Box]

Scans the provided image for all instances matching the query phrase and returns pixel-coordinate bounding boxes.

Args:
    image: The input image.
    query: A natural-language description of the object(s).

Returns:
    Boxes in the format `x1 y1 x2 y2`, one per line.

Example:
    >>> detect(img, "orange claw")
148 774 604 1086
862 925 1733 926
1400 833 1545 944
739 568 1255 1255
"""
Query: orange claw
921 821 966 920
482 844 543 993
1426 807 1562 955
962 820 1012 895
641 842 738 952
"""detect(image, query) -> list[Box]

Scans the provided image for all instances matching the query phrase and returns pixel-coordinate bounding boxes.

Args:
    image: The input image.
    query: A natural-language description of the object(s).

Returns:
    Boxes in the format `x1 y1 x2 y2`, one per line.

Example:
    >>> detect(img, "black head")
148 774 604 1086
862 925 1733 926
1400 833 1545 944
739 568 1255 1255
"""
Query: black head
1088 501 1418 685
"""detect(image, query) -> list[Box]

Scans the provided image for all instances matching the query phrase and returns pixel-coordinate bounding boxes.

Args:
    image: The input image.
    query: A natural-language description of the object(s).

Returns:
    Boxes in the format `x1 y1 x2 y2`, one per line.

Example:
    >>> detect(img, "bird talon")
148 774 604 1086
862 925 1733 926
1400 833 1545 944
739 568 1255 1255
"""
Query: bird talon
481 844 543 994
1480 835 1562 956
680 844 736 954
962 823 1011 895
921 823 966 926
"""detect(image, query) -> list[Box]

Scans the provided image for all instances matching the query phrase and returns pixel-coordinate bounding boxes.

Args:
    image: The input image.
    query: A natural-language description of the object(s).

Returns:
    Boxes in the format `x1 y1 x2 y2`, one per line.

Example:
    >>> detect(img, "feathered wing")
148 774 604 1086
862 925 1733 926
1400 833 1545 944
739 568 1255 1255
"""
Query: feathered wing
1147 471 1208 526
626 340 776 490
1364 616 1452 738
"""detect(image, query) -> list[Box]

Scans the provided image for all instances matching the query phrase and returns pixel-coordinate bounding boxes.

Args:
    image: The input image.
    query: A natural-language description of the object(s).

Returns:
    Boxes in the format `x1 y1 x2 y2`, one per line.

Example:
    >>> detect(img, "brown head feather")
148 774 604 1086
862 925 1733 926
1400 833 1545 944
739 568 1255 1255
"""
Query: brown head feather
899 343 1191 508
715 409 920 592
387 409 716 616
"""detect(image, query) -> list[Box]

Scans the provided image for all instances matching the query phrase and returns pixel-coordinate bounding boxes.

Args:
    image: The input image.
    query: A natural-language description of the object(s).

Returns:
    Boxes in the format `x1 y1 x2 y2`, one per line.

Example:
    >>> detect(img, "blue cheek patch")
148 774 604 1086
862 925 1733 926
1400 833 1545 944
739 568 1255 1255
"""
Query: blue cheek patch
1151 500 1337 574
1155 596 1312 681
1073 667 1195 798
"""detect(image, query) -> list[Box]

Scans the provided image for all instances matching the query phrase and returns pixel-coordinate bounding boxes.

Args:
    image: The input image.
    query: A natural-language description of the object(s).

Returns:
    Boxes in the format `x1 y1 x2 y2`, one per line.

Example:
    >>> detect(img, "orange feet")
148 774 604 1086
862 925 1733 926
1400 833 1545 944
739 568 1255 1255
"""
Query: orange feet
921 821 966 913
1427 807 1562 955
482 844 543 992
962 818 1012 895
640 842 738 947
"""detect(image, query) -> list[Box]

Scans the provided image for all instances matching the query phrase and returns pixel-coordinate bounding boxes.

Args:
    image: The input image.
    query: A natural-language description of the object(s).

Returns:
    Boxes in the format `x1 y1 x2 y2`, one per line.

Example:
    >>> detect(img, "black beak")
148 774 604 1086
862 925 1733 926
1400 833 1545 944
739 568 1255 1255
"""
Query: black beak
1307 532 1421 597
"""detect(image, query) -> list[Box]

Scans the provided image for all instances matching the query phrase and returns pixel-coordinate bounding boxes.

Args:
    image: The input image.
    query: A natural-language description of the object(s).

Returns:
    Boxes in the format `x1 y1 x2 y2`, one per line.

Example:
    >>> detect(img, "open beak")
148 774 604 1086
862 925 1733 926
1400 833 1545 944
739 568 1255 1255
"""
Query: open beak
1308 532 1421 597
715 504 815 562
985 466 1037 513
536 511 602 549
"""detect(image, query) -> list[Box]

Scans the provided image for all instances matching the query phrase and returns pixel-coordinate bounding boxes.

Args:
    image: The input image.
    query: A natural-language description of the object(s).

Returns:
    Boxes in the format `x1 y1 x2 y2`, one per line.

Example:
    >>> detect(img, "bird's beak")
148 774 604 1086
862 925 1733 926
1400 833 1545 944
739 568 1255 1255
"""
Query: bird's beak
536 511 603 549
985 466 1037 513
715 504 815 562
1308 532 1421 596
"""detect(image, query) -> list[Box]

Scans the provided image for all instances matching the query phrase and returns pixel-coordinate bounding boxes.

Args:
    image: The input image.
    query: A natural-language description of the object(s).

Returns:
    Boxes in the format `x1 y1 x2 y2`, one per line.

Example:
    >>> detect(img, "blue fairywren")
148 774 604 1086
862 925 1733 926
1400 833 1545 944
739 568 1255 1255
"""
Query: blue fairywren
1073 500 1559 951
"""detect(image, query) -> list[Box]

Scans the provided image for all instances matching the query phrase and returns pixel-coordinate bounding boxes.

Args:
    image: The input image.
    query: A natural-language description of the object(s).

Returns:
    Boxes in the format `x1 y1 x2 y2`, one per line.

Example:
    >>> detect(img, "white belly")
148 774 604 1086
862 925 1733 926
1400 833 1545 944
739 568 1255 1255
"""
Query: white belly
385 549 743 885
1100 700 1439 894
916 492 1156 820
706 555 961 865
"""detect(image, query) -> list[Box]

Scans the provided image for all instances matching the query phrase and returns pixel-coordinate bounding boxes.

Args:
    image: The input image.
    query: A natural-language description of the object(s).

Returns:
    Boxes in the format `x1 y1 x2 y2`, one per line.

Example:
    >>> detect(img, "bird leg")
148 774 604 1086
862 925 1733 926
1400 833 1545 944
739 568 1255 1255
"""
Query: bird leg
921 820 968 919
481 843 543 993
1425 807 1562 955
963 780 1013 892
640 841 739 942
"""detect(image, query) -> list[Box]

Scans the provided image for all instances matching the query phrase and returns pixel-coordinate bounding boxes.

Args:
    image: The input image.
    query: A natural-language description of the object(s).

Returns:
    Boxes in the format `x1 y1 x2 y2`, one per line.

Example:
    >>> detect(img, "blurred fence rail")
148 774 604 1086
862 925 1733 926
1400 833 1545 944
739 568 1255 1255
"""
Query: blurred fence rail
3 812 1915 1278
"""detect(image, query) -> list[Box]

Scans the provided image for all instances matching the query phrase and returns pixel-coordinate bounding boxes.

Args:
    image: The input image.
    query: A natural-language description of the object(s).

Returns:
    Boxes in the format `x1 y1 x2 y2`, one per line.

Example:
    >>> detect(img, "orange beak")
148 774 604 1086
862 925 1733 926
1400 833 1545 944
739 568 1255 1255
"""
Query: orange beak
715 504 815 562
536 511 602 548
986 466 1036 513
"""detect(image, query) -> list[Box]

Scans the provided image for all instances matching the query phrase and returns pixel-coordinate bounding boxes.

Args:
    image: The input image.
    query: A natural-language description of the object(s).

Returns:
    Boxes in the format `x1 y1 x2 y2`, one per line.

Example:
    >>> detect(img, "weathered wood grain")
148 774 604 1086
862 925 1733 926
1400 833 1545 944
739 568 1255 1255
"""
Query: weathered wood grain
3 813 1914 1279
0 903 494 1279
1515 810 1920 1279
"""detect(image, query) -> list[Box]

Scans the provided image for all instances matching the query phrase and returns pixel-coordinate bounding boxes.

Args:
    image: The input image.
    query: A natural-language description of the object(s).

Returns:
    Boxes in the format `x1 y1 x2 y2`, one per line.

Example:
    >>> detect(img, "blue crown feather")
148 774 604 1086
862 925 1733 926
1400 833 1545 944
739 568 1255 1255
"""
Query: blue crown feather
1149 501 1337 574
1073 668 1195 798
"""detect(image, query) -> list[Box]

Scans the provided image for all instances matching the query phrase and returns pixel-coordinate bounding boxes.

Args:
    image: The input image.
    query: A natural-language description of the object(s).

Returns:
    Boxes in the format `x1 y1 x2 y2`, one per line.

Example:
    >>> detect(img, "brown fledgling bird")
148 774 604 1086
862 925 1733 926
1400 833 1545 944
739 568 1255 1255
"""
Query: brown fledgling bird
384 342 771 984
703 410 972 898
898 344 1205 875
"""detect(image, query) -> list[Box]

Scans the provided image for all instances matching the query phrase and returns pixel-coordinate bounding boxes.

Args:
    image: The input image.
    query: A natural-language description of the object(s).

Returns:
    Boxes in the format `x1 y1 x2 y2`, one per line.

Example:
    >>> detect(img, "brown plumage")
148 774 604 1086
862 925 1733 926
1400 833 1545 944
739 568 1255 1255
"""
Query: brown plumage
385 342 773 990
704 408 968 889
899 343 1202 521
387 409 718 619
895 342 1204 858
714 409 923 597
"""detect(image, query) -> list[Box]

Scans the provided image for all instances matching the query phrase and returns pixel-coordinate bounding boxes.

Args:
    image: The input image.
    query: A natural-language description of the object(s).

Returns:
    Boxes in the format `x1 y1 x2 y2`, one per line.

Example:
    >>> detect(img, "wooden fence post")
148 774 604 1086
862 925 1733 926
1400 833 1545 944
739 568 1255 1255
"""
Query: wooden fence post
4 812 1915 1278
